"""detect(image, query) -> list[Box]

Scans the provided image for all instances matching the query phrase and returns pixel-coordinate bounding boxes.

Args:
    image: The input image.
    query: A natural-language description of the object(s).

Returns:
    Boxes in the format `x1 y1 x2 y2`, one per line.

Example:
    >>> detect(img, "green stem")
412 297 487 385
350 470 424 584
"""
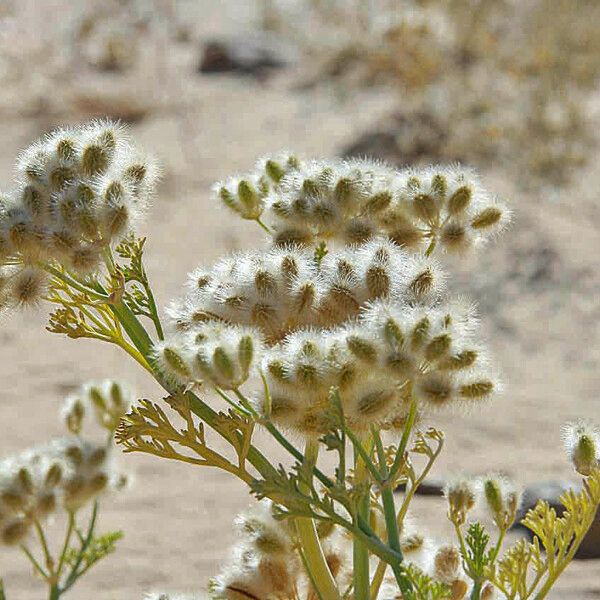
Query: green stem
43 265 109 302
346 428 383 485
353 440 371 600
33 520 54 581
296 440 340 600
470 581 482 600
20 545 49 581
108 298 154 359
56 512 75 580
143 280 164 340
49 585 60 600
389 397 418 481
255 217 272 234
373 430 412 598
61 502 98 593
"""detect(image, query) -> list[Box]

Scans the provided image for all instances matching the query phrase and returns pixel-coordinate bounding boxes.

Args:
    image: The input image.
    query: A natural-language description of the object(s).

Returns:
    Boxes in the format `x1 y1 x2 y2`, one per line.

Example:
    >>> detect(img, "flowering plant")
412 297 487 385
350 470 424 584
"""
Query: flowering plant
1 121 598 600
0 380 133 600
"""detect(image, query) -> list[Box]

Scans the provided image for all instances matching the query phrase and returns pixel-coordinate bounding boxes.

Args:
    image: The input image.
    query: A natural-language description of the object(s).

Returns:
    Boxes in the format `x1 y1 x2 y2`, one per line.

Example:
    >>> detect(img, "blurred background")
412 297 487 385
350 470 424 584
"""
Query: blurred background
0 0 599 597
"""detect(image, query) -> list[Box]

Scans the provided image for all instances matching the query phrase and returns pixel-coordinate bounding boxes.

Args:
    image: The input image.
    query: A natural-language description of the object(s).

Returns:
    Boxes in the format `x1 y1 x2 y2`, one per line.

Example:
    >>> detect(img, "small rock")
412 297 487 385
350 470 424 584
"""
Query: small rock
513 480 600 560
395 478 445 497
199 33 297 76
341 111 450 166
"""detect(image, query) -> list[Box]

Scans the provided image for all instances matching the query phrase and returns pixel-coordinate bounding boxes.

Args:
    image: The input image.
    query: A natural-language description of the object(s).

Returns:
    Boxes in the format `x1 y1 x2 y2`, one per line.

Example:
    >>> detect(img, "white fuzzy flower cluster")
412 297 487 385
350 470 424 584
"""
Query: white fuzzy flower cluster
0 437 120 546
0 120 158 307
62 379 135 435
259 299 495 435
217 156 509 253
158 157 507 435
209 500 350 600
166 238 442 343
210 500 495 600
209 500 302 600
444 473 522 531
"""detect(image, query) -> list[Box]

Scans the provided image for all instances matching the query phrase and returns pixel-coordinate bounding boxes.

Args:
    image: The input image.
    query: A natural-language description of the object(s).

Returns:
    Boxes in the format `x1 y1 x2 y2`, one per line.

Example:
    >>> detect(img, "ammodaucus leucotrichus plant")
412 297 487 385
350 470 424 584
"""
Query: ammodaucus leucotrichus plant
0 379 133 600
1 121 599 600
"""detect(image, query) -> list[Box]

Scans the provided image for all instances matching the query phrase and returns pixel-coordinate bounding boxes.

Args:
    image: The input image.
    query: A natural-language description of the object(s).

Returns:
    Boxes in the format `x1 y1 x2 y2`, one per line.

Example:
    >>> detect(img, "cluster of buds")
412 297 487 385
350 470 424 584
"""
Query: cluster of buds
259 298 495 435
0 436 120 546
155 322 260 390
562 419 600 476
215 152 301 221
444 474 522 532
166 238 443 343
208 500 350 600
0 120 158 308
0 378 132 549
61 379 135 435
157 157 506 437
216 156 509 253
481 475 522 531
208 500 301 600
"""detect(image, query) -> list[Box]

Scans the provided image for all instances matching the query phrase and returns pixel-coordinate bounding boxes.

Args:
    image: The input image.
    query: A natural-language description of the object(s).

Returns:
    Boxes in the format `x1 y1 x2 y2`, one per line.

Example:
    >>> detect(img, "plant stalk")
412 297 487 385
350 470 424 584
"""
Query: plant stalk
296 440 340 600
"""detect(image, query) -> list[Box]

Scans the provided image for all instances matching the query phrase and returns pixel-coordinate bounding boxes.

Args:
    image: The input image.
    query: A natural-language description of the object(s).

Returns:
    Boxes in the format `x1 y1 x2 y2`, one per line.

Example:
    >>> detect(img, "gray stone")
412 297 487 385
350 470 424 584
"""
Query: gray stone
199 33 298 76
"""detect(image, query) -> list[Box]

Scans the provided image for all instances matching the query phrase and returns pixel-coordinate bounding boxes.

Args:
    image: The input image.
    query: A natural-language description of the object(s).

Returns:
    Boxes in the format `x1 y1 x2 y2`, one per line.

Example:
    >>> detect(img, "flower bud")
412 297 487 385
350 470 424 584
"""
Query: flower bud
445 477 478 525
562 419 600 476
450 580 469 600
482 475 521 529
434 544 461 584
1 518 30 545
471 207 502 230
447 186 472 215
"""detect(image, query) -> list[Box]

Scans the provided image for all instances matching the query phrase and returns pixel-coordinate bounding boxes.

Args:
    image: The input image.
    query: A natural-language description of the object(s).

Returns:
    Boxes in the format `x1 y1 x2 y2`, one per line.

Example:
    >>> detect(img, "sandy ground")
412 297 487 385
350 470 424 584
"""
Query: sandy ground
0 1 599 598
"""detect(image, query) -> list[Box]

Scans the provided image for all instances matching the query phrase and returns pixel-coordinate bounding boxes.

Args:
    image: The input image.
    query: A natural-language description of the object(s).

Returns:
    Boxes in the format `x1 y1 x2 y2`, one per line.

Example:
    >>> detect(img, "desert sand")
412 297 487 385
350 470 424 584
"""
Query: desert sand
0 1 599 598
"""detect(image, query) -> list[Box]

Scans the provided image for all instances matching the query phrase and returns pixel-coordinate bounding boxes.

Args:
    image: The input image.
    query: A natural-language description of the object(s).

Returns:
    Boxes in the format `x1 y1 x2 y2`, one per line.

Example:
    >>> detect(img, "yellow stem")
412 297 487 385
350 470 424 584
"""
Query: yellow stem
296 440 340 600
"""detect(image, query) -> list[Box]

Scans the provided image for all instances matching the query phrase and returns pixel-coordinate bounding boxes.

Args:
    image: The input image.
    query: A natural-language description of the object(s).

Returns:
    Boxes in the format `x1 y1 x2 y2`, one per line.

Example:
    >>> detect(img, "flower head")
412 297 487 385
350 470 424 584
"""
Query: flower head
562 419 600 476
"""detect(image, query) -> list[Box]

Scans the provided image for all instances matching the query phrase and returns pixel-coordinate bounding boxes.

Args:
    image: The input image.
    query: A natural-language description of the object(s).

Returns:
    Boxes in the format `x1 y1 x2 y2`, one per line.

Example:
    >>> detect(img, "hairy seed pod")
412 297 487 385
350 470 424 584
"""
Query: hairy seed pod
364 191 392 214
573 433 597 476
346 336 377 362
160 346 192 380
384 318 404 347
400 533 424 553
45 463 63 487
1 519 30 545
431 174 448 198
460 380 494 398
366 265 390 297
434 545 461 584
56 138 77 162
412 193 438 223
213 347 235 382
441 222 468 252
425 334 452 361
411 317 430 348
471 207 502 229
238 336 254 376
81 144 109 176
409 269 434 297
417 374 453 405
483 479 503 517
439 350 478 371
447 186 472 215
265 159 285 183
450 580 469 600
356 389 394 418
